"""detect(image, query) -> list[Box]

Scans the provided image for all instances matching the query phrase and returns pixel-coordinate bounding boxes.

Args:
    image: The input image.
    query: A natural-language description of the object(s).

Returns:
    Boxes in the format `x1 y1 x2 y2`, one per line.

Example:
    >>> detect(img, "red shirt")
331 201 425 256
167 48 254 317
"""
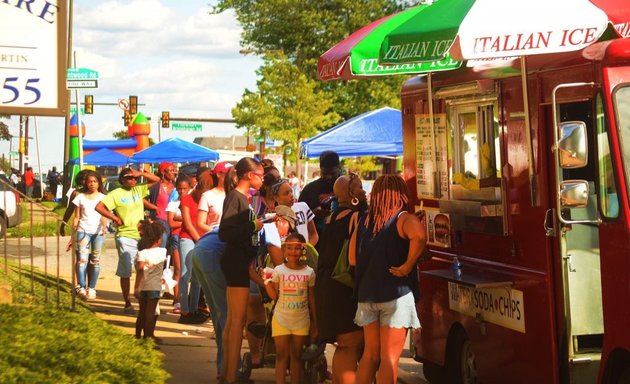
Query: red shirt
24 170 34 187
179 194 201 240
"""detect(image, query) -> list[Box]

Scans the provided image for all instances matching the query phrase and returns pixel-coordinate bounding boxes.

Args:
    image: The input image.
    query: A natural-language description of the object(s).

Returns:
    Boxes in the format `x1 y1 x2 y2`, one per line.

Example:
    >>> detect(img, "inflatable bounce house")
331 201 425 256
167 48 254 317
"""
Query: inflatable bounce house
65 112 151 189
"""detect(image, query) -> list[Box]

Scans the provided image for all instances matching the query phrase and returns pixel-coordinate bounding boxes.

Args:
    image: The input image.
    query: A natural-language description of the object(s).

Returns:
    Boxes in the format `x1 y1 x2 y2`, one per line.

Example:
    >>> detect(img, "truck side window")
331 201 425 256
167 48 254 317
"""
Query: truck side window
451 103 500 186
613 87 630 217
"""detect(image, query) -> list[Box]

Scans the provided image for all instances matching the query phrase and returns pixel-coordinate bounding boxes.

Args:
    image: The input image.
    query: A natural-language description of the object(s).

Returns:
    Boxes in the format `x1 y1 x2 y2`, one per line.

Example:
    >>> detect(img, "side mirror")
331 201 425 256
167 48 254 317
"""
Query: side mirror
558 121 588 169
560 180 589 208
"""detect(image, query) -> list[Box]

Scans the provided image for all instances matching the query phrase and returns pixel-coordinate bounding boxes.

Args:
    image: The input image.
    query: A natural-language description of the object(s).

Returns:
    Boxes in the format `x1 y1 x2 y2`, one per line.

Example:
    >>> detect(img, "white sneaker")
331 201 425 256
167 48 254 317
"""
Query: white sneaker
75 286 87 300
87 289 97 300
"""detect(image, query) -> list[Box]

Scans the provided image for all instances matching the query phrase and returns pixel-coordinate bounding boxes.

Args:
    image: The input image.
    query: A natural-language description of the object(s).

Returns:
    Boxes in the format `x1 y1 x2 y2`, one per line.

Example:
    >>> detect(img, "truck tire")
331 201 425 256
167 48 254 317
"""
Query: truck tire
422 361 445 384
446 329 478 384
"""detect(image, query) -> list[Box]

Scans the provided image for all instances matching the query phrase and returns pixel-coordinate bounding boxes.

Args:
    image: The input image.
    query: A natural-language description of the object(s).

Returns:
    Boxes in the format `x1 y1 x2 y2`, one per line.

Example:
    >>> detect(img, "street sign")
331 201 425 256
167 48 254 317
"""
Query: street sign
118 98 129 111
70 106 85 114
67 68 99 80
67 68 99 89
172 123 202 132
67 80 98 89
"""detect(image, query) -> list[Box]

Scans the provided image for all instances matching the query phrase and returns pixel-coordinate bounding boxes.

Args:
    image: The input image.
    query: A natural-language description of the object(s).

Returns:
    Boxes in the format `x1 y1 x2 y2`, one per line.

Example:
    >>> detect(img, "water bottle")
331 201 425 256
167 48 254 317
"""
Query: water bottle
451 257 462 279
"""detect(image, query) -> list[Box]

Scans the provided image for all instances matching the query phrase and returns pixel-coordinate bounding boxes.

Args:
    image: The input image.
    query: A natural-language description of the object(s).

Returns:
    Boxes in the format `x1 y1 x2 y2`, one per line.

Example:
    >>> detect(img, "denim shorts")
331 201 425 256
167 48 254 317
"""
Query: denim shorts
354 292 421 329
170 234 180 252
249 280 260 295
115 236 138 278
140 290 161 300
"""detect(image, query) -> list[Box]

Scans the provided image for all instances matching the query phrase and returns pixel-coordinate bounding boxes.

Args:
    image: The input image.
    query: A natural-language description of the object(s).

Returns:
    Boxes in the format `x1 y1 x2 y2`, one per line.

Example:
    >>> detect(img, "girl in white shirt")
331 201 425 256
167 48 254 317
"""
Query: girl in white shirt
72 170 107 300
134 220 167 342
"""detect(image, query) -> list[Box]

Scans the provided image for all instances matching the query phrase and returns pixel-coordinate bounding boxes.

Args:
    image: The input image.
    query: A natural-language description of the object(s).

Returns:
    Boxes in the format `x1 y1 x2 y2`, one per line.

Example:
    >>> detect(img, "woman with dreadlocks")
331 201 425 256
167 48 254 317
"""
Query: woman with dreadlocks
350 174 426 384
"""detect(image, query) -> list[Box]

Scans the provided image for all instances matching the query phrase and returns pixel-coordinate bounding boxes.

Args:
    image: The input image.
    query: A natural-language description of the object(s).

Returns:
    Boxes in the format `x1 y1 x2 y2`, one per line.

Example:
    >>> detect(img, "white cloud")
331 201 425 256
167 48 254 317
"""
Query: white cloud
0 0 262 171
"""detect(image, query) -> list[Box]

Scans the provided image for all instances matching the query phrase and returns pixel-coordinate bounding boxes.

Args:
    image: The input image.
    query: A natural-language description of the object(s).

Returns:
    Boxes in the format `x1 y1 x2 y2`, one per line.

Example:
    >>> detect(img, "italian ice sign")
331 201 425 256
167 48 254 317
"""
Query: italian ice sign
0 1 68 116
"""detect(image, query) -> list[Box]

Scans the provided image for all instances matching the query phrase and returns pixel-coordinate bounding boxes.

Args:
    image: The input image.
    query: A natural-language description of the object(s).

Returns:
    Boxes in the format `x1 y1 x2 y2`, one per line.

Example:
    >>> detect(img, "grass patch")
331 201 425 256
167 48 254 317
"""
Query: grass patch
8 221 60 238
9 202 66 238
0 262 169 384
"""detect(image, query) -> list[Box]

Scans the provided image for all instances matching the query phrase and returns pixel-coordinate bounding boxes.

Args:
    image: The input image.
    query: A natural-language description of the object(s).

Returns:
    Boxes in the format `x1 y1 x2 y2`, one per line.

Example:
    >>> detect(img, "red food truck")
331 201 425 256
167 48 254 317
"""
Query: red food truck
402 37 630 383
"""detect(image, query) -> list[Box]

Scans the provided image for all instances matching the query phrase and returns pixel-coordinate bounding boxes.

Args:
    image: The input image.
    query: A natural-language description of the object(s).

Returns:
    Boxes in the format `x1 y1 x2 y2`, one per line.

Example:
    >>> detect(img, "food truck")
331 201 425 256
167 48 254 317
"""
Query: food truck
402 37 630 383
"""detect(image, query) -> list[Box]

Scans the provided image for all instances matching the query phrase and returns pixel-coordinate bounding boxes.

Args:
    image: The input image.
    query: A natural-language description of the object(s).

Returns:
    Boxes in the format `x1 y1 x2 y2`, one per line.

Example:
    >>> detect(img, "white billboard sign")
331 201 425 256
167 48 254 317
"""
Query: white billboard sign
0 1 68 116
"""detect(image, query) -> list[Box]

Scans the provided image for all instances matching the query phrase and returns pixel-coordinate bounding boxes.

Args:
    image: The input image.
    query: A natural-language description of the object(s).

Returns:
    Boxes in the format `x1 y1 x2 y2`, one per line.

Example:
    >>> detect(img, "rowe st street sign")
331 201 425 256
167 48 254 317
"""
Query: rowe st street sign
67 68 99 89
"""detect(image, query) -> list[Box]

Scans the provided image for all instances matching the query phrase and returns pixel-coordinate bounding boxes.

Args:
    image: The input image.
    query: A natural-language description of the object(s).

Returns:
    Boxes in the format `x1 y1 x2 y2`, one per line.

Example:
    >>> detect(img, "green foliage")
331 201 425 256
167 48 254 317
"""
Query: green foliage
7 221 59 237
7 202 64 238
0 114 10 141
214 0 408 143
233 52 340 168
0 262 169 384
345 156 380 178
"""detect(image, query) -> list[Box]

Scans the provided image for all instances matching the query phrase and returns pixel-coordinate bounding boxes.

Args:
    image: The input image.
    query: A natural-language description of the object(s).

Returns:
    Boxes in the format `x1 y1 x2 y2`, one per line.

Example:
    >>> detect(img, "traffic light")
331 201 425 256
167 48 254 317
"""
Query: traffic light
84 95 93 114
124 110 131 126
161 111 170 128
129 95 138 115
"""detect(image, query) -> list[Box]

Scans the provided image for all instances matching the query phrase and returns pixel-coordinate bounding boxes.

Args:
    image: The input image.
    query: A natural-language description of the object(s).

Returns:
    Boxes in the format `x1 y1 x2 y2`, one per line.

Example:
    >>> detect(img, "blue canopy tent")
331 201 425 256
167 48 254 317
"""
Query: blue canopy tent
129 137 219 164
71 148 129 166
300 107 402 159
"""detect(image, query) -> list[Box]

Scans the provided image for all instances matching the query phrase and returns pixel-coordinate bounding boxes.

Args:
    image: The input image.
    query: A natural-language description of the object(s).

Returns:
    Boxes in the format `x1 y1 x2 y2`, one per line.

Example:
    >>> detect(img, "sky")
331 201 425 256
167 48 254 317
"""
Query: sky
1 0 261 174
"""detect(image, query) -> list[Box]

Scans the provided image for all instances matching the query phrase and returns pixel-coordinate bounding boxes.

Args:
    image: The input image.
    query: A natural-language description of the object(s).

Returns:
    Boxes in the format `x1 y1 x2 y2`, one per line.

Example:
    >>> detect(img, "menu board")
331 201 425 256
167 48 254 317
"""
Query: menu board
415 114 449 199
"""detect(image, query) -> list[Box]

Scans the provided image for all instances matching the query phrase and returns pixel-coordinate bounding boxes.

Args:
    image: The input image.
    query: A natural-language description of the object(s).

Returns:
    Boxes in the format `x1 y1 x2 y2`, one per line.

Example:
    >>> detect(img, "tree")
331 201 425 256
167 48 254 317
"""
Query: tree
213 0 408 121
0 115 10 141
232 52 339 177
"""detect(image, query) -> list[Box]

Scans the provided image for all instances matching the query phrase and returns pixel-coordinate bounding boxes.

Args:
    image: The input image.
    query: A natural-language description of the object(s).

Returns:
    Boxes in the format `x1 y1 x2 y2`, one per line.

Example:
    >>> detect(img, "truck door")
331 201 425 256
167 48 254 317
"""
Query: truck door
550 98 604 384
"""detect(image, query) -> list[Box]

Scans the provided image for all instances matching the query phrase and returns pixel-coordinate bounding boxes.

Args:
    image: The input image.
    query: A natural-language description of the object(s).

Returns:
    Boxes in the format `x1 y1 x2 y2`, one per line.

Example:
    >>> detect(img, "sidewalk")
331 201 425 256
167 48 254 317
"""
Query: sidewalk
11 234 426 383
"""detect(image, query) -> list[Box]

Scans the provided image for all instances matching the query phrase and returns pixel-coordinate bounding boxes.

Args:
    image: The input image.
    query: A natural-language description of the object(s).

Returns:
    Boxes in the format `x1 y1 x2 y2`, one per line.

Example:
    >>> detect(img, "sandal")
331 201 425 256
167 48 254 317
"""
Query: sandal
172 303 181 314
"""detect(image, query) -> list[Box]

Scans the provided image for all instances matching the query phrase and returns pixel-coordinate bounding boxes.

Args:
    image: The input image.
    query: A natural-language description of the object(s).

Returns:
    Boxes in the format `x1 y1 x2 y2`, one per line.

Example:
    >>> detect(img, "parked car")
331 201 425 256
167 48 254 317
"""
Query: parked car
0 175 22 236
104 176 121 193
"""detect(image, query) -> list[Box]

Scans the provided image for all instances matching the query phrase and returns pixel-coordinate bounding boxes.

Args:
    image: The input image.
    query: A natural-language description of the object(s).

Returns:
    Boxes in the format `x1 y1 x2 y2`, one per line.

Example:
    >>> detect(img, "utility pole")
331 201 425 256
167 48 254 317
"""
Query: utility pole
24 116 29 168
18 115 24 174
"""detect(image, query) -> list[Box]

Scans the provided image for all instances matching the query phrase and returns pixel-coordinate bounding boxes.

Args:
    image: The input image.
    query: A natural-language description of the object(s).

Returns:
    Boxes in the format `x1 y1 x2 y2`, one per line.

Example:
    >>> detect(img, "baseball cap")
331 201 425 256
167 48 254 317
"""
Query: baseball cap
213 161 233 175
179 164 198 177
275 205 297 231
196 166 210 179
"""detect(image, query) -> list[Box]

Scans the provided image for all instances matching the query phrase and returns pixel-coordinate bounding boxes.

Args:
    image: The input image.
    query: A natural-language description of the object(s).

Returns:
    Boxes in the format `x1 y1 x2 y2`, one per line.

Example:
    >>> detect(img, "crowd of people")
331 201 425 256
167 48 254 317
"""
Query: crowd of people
62 150 427 384
4 166 61 199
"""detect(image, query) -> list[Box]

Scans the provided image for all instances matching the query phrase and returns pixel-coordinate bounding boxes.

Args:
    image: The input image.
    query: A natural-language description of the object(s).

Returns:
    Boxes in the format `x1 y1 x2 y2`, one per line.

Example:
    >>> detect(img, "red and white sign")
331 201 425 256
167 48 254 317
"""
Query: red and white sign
458 0 609 60
118 98 129 111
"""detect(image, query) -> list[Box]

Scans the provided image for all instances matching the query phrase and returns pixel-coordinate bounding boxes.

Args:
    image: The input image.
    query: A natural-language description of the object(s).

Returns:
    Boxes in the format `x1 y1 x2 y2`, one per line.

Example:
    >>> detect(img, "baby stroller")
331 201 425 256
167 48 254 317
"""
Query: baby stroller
240 303 328 383
241 243 327 382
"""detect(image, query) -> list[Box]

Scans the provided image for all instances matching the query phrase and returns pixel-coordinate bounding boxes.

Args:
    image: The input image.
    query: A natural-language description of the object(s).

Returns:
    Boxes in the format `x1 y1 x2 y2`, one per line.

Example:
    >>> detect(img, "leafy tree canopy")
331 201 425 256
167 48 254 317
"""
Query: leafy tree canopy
0 115 11 141
233 51 339 175
214 0 411 121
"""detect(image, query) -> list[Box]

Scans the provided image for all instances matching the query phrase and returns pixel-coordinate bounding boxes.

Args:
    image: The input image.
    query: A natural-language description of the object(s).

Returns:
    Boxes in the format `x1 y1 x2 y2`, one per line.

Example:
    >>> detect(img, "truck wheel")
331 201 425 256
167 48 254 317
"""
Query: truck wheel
422 361 445 384
446 330 478 384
